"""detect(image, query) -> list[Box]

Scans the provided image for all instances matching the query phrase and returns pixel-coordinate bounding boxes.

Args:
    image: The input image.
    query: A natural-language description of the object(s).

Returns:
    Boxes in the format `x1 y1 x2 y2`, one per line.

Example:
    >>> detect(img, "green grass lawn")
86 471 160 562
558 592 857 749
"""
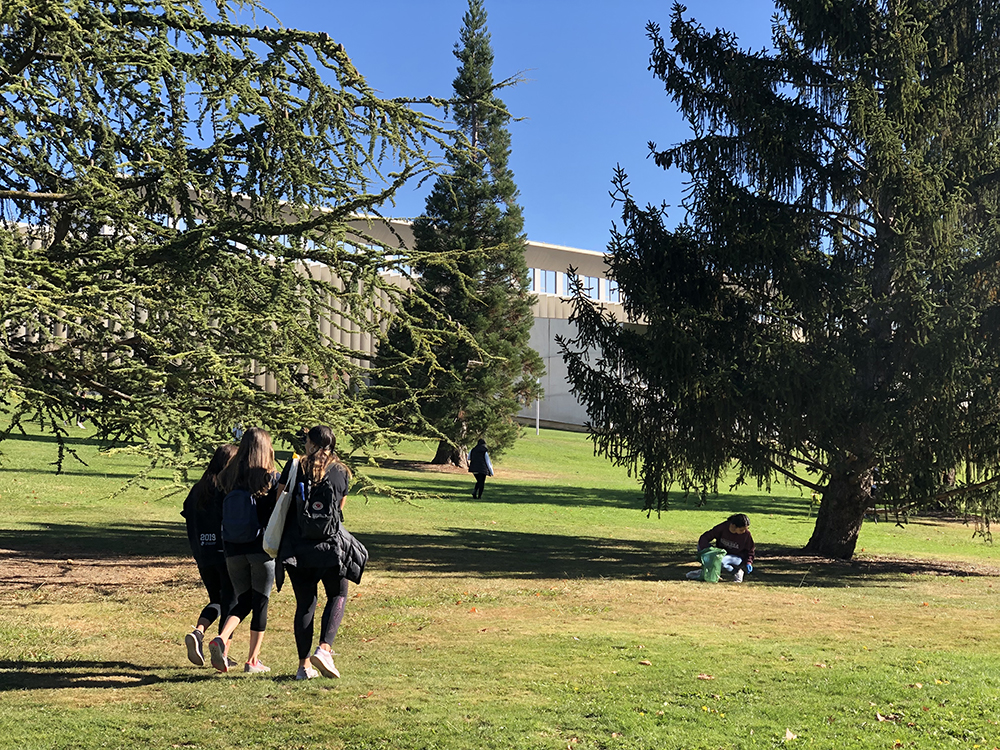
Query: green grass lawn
2 427 1000 749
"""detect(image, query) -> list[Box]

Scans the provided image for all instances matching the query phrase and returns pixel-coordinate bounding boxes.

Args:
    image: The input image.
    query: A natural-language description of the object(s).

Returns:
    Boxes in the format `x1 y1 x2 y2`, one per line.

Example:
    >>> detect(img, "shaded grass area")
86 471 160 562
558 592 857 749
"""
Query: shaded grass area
3 427 1000 749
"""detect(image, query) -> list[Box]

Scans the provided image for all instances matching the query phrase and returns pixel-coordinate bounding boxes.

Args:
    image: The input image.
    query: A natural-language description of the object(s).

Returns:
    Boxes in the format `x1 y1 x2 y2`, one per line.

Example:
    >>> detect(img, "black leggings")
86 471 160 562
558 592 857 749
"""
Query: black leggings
226 553 275 632
196 560 236 632
287 565 349 659
473 473 487 498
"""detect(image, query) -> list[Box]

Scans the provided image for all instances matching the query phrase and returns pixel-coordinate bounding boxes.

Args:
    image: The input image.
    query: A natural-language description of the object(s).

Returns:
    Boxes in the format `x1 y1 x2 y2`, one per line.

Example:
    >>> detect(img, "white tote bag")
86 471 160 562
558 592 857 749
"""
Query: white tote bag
263 456 298 558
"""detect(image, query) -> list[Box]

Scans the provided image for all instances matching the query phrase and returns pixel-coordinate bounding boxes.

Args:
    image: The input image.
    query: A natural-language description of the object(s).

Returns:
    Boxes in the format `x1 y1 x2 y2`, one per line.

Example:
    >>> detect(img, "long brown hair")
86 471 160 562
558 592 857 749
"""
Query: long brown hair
193 443 238 511
301 425 352 482
219 427 275 497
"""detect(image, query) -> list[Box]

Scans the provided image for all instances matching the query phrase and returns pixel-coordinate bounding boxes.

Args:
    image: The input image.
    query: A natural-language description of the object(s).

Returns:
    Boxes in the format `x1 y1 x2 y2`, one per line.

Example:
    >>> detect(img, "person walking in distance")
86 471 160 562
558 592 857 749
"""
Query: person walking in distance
468 439 493 499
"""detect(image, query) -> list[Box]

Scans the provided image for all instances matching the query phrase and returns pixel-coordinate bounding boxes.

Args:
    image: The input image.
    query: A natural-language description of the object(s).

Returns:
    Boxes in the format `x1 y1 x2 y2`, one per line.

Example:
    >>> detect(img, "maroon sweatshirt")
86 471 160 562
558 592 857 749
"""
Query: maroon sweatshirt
698 522 755 565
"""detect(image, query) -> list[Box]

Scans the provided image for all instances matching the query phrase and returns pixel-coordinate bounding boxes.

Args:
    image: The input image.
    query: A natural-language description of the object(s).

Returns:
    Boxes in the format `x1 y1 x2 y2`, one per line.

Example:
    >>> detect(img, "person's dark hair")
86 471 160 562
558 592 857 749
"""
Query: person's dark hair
218 427 275 497
476 438 486 446
727 513 750 529
301 425 352 481
190 443 238 511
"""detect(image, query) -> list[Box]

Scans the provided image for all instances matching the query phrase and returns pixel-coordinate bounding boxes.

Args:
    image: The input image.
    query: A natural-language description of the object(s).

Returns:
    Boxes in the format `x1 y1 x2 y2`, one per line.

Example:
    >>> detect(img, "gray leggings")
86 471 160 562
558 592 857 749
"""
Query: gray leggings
226 552 275 631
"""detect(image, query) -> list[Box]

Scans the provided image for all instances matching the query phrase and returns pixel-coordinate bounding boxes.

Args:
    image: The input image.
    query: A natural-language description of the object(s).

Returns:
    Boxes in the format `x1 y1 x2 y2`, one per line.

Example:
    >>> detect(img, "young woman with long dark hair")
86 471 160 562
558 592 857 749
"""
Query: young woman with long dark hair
207 427 279 674
276 425 353 680
180 443 238 667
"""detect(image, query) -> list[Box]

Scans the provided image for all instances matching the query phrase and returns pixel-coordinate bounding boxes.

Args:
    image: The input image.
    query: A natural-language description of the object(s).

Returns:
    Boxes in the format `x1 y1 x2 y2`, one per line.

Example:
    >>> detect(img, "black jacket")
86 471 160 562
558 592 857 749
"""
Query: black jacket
278 462 368 584
181 481 225 567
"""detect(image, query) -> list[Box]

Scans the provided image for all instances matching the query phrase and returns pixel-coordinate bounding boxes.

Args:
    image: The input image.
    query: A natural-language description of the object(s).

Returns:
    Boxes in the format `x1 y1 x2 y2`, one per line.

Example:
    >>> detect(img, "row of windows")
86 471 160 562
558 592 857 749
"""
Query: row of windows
528 269 620 303
340 244 622 303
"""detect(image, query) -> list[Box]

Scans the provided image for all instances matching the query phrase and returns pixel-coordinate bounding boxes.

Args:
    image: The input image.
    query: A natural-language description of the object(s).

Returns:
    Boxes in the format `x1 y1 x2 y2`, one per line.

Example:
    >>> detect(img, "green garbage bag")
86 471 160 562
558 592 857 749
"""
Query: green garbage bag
698 546 726 582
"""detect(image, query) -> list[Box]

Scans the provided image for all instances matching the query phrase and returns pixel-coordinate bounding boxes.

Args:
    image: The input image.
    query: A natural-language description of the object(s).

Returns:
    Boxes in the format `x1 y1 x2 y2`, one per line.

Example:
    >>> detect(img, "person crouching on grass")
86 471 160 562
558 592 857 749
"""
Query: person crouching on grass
687 513 755 583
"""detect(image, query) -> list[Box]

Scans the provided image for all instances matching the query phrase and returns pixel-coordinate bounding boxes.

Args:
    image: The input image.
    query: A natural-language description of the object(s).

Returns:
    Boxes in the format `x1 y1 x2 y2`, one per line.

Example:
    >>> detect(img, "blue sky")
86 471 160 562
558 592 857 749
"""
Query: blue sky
262 1 778 251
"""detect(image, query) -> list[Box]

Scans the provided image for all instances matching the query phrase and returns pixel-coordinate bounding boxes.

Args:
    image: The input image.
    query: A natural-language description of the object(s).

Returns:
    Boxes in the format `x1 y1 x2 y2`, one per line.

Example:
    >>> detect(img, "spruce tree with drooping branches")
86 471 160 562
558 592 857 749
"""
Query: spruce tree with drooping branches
375 0 543 467
561 1 1000 558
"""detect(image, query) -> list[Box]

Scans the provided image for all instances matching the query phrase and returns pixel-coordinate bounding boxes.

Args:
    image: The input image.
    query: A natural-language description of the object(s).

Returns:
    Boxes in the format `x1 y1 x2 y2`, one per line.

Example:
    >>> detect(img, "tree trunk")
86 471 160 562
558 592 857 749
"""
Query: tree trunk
431 440 467 468
803 469 873 559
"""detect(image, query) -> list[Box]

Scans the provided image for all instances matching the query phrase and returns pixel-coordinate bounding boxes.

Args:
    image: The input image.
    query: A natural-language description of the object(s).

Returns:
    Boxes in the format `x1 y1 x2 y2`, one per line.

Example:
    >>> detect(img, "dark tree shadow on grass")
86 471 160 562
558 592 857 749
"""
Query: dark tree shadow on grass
0 517 989 590
0 432 126 449
360 530 997 585
0 521 188 558
369 472 818 518
0 660 216 691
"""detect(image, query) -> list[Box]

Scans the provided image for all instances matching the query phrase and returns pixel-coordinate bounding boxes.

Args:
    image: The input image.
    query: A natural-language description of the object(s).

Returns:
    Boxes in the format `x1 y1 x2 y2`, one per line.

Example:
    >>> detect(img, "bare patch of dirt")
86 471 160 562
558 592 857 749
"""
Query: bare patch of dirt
0 550 193 592
376 458 468 474
374 458 558 482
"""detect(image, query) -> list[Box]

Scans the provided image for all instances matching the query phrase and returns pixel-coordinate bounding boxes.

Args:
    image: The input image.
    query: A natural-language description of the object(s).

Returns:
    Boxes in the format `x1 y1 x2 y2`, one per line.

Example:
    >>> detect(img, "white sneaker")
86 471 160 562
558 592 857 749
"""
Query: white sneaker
733 569 744 583
185 630 205 666
295 665 319 680
310 647 340 678
244 659 271 674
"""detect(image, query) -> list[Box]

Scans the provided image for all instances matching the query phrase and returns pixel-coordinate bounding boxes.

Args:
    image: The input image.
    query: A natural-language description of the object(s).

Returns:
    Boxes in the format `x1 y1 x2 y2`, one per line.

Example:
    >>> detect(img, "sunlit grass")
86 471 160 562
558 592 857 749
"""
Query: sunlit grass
2 426 1000 749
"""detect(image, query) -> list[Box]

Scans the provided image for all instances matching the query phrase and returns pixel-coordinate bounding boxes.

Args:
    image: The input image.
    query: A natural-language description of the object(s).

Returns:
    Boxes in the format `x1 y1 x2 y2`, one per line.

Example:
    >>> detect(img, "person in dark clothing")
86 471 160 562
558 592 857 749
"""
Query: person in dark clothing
468 439 494 499
276 425 353 680
207 427 279 674
687 513 755 583
180 443 238 667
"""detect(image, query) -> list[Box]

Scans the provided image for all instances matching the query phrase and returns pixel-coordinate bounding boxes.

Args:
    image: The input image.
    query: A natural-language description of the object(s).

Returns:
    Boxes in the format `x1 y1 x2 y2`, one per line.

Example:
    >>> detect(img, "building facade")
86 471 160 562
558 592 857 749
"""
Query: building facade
350 218 624 431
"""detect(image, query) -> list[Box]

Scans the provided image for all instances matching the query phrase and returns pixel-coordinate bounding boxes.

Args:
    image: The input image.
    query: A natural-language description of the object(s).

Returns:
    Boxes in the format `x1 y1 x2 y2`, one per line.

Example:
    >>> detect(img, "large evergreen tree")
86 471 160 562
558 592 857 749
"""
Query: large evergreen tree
561 1 1000 558
0 0 460 475
374 0 543 466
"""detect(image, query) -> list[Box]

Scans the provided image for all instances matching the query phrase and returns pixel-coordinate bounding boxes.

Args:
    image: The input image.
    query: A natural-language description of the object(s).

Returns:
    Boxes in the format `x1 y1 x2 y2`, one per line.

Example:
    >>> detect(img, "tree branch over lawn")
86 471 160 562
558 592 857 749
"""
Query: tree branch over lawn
0 0 470 473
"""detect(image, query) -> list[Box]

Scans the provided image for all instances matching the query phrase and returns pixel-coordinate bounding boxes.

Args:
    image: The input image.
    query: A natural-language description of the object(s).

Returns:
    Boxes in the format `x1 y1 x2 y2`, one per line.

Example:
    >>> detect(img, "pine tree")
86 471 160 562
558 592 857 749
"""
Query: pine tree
375 0 543 466
561 1 1000 558
0 0 461 476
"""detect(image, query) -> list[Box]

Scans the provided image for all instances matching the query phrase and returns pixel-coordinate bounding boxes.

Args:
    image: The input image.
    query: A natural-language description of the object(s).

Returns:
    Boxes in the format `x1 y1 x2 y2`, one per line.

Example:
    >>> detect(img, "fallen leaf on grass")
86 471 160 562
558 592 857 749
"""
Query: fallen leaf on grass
358 691 374 699
785 729 797 740
468 607 478 613
697 673 714 680
638 660 652 666
814 663 828 668
908 683 923 689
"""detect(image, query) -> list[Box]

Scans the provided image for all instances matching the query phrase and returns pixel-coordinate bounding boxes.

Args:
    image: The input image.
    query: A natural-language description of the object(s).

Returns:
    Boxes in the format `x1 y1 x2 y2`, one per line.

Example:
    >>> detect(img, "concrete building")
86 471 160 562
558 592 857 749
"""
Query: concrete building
348 218 624 431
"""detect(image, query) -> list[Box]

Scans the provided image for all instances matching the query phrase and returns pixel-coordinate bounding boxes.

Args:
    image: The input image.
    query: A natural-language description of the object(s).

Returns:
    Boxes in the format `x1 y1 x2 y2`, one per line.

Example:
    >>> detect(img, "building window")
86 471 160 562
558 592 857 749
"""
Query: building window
607 279 620 303
540 269 558 295
527 268 536 292
584 276 599 300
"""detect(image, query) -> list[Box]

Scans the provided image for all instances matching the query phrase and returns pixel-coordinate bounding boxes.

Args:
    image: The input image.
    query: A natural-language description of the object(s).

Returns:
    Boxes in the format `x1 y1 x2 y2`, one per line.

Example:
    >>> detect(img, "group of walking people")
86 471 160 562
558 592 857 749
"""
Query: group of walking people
181 425 365 680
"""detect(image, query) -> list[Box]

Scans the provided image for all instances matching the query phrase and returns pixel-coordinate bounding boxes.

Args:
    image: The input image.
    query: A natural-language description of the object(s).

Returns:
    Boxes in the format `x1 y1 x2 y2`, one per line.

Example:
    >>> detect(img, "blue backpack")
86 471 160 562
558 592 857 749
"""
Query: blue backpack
222 488 261 544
